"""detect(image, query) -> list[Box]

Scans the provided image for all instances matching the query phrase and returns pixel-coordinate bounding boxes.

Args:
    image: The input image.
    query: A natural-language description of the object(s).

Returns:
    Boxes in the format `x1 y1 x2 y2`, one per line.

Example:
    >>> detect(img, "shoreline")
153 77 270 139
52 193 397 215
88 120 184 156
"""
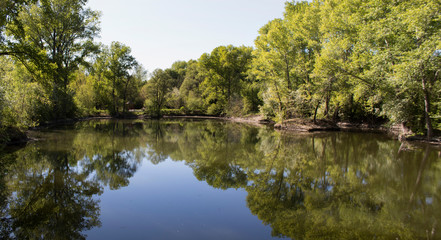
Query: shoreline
270 118 441 145
2 114 441 146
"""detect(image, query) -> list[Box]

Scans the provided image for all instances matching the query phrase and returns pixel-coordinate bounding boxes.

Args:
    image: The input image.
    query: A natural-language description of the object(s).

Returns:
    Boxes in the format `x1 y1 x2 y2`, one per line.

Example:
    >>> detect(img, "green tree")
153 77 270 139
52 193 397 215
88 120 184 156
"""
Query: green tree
251 7 315 121
130 64 148 109
199 45 253 115
5 0 100 119
106 42 138 115
0 0 35 54
143 69 172 117
69 67 97 116
0 56 50 128
165 61 188 109
391 0 441 139
167 60 188 89
87 42 139 116
179 60 206 114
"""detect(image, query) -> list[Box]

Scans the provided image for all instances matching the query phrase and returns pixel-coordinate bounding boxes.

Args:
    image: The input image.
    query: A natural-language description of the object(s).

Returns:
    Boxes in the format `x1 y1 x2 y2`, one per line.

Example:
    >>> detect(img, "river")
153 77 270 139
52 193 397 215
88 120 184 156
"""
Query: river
0 119 440 239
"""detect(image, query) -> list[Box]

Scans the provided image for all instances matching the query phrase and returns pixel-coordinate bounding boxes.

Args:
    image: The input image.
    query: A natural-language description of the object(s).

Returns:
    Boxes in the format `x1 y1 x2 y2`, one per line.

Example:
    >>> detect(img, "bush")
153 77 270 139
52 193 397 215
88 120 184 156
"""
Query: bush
2 81 51 128
144 99 161 118
185 91 205 115
225 96 245 117
72 75 98 117
207 102 225 116
161 108 185 116
241 83 263 114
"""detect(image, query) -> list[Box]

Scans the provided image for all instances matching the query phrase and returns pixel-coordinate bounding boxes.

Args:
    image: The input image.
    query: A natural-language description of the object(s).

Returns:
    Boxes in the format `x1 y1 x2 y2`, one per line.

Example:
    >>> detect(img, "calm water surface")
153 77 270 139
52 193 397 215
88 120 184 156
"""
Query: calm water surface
0 119 440 239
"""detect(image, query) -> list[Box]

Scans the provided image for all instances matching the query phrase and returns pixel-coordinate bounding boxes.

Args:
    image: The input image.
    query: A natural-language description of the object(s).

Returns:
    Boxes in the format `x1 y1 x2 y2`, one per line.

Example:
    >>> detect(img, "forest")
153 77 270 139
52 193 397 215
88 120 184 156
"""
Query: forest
1 0 440 143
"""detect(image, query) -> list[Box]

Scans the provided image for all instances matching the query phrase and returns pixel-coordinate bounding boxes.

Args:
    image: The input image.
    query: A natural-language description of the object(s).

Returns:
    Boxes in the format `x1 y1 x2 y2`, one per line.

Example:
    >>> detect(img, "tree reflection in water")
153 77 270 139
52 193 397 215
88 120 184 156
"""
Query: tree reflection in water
144 120 441 240
0 119 440 239
0 120 145 239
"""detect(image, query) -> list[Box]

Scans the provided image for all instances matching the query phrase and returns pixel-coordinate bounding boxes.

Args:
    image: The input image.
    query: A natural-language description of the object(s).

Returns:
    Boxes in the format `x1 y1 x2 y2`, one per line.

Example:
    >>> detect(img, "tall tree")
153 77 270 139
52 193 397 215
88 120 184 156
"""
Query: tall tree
0 0 36 53
253 19 297 91
143 69 172 117
5 0 100 118
392 0 441 139
106 42 138 115
199 45 252 115
179 60 205 114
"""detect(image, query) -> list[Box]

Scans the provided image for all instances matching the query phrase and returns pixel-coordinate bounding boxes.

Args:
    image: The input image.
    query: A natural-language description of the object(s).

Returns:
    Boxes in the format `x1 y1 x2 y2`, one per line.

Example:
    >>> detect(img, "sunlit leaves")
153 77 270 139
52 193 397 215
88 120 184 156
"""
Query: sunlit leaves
4 0 100 119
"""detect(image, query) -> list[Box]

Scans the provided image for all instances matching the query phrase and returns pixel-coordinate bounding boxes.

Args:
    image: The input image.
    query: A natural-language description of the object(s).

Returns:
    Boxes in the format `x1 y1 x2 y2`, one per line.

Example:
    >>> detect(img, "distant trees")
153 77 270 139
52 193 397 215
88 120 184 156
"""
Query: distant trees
179 60 205 114
70 42 144 117
139 0 440 138
139 45 254 117
199 45 253 115
105 42 139 115
142 69 172 117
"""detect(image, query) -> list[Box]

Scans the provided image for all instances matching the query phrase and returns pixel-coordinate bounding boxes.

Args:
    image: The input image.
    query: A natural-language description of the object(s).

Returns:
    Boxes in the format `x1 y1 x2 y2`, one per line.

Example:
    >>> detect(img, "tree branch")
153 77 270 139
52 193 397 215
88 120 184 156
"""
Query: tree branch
0 51 24 56
335 65 373 87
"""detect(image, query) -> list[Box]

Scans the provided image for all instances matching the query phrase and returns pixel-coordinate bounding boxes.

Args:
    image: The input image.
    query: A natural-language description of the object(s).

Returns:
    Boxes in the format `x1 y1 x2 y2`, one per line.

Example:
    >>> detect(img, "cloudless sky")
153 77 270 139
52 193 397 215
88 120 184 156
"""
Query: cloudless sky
86 0 288 73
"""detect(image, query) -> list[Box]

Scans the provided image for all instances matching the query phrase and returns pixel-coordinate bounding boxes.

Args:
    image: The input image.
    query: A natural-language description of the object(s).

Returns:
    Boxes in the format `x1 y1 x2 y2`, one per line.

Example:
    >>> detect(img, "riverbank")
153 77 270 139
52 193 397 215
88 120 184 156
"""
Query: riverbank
0 127 29 146
2 114 440 146
269 118 441 145
202 114 439 145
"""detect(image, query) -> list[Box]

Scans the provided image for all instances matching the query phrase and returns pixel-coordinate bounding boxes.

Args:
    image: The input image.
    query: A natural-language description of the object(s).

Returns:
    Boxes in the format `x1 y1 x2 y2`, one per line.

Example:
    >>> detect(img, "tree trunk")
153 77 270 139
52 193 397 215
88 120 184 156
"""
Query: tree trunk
332 104 340 122
112 77 117 115
122 77 131 115
313 102 320 124
422 76 433 140
285 55 291 90
227 78 231 102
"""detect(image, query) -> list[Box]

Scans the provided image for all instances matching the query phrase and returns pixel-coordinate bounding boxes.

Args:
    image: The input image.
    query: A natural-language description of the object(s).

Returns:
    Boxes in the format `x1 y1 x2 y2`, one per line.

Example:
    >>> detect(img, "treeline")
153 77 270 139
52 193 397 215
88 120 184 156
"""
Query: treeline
1 0 441 141
142 0 441 139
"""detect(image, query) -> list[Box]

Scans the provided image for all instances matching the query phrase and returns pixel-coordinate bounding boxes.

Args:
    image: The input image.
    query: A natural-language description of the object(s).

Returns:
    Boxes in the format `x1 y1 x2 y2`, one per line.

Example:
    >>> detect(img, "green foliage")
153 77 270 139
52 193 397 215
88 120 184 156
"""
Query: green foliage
105 42 139 115
85 42 141 116
1 0 441 139
241 81 263 114
5 0 100 119
184 91 205 115
0 57 50 128
177 60 205 114
199 45 253 116
246 0 441 136
161 108 185 116
70 68 98 116
0 0 36 49
143 69 172 117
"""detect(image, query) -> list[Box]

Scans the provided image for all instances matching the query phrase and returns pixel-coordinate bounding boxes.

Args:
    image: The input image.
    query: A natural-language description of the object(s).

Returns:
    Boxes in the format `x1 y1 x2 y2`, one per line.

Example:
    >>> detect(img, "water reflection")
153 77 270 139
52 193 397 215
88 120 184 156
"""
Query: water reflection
1 148 102 239
148 121 441 239
0 120 146 239
0 119 440 239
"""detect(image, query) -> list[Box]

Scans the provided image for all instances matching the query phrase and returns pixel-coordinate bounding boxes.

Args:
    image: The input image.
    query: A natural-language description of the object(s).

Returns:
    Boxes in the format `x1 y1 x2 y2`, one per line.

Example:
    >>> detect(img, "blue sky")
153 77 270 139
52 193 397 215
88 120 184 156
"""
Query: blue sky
87 0 287 72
